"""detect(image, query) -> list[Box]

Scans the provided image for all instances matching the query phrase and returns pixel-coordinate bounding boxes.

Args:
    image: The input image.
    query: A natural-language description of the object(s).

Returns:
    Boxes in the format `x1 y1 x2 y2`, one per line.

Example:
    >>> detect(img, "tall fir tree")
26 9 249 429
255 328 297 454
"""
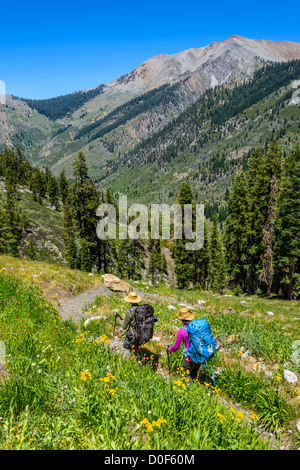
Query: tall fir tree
173 182 195 289
225 172 251 290
193 221 211 290
209 212 226 292
148 239 162 286
259 140 282 295
274 144 300 299
59 168 69 206
70 152 101 271
1 177 28 256
48 173 60 210
246 147 266 293
62 198 78 269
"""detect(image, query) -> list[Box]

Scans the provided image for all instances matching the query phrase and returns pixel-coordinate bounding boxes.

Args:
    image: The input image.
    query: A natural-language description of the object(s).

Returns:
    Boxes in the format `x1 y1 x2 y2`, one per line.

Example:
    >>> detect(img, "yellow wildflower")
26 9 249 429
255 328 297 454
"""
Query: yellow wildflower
80 370 92 381
217 412 226 423
251 413 259 421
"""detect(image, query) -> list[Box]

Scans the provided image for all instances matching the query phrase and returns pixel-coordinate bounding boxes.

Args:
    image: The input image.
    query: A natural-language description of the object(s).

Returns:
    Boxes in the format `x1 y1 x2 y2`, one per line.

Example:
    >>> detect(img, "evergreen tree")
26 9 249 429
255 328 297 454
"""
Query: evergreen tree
274 145 300 299
1 177 27 256
27 237 37 260
31 168 45 204
193 222 211 290
62 199 78 269
0 197 6 253
48 174 60 210
225 172 251 290
43 166 52 194
161 251 168 275
80 238 92 272
66 237 78 270
59 168 69 206
246 147 266 293
117 239 145 280
148 239 162 286
209 212 226 292
259 140 282 295
70 152 101 271
173 182 195 289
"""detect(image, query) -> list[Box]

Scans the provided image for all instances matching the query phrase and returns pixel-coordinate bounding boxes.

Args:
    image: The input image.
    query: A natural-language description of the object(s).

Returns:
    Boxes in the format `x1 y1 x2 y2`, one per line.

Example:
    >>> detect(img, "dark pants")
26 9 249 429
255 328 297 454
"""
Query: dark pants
183 358 200 384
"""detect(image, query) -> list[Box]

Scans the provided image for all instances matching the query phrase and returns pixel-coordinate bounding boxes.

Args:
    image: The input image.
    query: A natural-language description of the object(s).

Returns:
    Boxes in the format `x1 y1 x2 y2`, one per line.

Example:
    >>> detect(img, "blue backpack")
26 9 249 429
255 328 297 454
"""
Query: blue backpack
183 318 216 364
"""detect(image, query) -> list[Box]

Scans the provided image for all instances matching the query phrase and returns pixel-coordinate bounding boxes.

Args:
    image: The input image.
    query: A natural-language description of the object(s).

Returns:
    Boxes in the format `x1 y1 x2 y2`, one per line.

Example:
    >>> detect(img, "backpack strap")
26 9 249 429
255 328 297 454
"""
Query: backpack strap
182 326 189 359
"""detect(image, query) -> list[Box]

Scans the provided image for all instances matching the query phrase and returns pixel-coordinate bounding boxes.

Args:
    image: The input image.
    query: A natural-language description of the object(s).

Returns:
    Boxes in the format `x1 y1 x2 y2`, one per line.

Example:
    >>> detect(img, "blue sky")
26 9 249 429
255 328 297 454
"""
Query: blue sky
1 0 300 99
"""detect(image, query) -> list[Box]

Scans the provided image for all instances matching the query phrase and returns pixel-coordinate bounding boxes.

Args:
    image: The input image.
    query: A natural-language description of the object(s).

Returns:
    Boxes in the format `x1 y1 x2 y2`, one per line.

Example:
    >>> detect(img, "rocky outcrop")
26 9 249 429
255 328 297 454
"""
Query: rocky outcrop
102 274 133 293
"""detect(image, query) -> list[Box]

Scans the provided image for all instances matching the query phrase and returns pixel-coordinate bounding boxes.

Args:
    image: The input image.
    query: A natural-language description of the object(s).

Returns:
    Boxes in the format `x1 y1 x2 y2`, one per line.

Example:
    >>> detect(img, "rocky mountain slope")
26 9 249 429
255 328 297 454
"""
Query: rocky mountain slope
1 35 300 191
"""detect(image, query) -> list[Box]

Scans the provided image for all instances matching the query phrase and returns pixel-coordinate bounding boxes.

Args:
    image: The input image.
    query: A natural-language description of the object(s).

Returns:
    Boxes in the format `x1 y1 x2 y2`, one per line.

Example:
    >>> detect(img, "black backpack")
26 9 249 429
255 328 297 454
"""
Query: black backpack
130 304 156 345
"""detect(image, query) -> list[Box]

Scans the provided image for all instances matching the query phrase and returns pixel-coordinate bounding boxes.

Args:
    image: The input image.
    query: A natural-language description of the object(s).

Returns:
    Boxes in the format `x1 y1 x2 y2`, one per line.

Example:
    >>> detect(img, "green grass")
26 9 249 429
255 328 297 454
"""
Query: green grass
0 267 299 449
0 254 104 306
0 271 289 450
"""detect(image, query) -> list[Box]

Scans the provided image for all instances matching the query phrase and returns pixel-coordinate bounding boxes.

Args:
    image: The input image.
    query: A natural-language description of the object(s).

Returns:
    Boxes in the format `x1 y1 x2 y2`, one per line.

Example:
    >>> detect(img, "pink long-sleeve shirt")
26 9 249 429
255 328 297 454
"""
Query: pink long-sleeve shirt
169 327 192 361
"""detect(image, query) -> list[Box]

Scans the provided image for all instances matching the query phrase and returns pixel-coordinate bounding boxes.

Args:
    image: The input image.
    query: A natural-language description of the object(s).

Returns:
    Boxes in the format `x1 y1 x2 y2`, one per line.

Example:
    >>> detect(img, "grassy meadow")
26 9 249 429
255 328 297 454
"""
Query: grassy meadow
0 256 299 450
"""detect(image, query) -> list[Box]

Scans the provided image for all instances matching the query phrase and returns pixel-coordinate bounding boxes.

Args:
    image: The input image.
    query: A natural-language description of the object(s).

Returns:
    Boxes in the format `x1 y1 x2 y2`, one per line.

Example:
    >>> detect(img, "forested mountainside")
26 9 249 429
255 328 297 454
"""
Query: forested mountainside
20 84 105 121
0 140 299 300
102 60 300 211
2 35 300 188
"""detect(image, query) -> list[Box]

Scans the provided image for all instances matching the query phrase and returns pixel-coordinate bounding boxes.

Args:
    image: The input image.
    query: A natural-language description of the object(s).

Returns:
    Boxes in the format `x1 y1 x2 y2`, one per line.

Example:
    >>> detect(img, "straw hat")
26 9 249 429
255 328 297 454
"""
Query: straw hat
177 307 194 322
123 291 142 304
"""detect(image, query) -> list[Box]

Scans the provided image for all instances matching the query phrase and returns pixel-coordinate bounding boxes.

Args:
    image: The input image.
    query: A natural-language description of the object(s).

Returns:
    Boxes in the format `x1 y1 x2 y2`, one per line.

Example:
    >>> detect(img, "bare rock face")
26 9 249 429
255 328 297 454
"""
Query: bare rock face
102 274 133 293
105 34 300 99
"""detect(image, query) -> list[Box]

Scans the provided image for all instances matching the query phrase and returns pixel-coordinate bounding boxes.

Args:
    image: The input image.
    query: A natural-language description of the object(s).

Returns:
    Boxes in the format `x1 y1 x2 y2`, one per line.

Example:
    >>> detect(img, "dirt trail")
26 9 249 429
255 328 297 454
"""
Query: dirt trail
57 285 114 322
54 283 293 448
57 283 188 323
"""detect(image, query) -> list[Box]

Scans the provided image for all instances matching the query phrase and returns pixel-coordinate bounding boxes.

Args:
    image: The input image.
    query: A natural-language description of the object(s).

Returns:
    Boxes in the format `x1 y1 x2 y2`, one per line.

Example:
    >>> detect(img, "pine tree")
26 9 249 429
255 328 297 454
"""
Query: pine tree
193 221 211 290
31 168 45 204
62 200 78 269
259 140 282 295
117 239 145 280
161 251 168 275
225 172 251 290
274 144 300 299
209 213 226 292
59 168 69 206
0 196 6 253
70 152 101 272
1 177 27 256
148 239 162 286
80 238 92 272
173 182 195 289
27 237 37 260
48 174 60 210
246 147 266 293
66 237 78 270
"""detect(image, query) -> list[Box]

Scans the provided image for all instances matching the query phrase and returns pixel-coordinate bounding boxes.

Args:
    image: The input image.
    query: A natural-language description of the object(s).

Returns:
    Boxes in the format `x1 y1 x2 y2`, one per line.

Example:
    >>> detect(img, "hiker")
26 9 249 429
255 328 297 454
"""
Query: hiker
114 291 142 355
166 307 200 384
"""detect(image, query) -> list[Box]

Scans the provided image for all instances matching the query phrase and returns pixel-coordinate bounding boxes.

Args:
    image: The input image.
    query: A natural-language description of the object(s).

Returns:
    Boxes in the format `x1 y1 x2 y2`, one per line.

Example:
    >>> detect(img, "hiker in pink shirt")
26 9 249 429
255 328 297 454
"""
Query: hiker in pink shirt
166 307 200 383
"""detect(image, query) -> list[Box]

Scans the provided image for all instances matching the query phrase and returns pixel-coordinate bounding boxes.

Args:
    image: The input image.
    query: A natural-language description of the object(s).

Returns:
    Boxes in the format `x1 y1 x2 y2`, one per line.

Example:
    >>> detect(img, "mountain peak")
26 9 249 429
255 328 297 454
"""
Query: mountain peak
224 34 246 41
